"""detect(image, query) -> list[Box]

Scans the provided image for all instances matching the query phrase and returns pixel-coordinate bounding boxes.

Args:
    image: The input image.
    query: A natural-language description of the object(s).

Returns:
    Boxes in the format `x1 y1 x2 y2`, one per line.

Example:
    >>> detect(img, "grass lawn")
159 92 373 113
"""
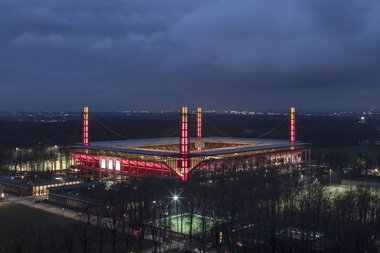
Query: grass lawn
157 214 216 235
0 203 73 239
0 203 154 252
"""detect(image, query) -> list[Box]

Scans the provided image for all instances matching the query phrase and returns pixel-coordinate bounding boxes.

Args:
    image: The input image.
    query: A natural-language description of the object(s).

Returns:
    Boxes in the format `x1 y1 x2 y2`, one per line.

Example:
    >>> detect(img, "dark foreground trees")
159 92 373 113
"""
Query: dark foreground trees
175 169 380 253
1 171 379 253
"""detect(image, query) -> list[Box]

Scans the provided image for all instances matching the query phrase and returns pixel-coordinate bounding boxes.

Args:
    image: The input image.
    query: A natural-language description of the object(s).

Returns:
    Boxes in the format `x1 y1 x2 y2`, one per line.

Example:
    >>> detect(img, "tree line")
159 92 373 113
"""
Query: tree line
3 169 378 253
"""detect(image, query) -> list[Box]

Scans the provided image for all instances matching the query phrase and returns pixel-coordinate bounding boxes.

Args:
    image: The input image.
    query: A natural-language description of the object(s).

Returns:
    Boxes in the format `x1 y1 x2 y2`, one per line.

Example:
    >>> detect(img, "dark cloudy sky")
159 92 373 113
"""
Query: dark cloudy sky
1 0 379 111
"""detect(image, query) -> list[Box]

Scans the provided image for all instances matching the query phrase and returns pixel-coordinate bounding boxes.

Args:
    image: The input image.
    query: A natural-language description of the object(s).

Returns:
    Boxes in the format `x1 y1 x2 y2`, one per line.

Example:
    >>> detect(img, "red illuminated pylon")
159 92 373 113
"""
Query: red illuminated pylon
83 106 89 146
180 106 189 180
290 107 296 144
197 107 202 150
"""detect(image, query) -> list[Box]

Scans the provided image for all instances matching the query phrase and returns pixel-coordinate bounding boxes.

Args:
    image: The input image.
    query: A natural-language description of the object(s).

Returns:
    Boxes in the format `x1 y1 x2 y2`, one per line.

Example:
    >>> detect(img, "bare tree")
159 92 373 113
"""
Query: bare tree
63 225 76 253
76 201 95 253
8 223 32 253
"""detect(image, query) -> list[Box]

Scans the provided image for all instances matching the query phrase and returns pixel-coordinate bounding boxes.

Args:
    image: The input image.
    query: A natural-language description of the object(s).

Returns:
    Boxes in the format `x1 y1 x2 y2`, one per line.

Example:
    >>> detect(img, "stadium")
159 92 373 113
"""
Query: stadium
70 107 310 181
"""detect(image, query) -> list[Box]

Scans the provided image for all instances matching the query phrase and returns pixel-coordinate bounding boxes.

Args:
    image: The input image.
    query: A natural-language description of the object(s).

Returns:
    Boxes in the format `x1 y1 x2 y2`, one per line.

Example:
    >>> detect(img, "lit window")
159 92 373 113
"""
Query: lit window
101 159 106 169
108 159 113 170
116 160 121 171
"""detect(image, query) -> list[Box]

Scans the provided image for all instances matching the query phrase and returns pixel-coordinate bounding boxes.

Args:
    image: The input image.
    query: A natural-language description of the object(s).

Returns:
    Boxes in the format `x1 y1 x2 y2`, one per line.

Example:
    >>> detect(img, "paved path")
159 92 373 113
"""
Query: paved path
4 193 82 221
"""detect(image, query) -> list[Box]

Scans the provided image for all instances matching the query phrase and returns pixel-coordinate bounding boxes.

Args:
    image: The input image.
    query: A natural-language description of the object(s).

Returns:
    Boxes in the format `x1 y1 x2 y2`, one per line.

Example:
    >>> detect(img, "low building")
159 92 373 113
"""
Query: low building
276 227 328 252
48 182 103 211
0 176 81 196
230 223 329 252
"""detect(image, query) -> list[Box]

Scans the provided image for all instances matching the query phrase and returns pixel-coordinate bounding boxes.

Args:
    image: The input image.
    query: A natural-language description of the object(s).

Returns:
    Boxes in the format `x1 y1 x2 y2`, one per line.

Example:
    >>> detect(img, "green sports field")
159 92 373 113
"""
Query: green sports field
157 214 216 235
323 185 348 196
323 185 380 197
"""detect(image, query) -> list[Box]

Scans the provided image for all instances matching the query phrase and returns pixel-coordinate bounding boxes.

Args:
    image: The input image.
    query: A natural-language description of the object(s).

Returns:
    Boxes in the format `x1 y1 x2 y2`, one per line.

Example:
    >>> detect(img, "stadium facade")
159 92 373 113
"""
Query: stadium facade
70 107 310 181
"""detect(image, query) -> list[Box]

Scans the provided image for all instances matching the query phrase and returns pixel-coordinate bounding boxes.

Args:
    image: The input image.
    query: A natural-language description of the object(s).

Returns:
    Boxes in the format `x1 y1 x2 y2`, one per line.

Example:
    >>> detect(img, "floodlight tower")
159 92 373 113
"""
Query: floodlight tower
83 106 89 146
180 106 189 181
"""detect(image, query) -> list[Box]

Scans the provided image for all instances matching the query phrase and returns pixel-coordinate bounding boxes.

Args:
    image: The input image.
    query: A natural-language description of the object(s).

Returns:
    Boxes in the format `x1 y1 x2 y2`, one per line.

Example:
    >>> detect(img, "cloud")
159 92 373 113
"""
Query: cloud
0 0 380 111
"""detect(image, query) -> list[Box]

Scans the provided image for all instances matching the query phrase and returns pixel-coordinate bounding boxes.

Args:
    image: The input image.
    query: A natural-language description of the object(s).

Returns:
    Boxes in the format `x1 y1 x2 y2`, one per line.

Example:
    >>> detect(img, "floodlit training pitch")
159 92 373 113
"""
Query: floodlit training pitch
323 185 348 196
156 214 216 235
323 185 380 197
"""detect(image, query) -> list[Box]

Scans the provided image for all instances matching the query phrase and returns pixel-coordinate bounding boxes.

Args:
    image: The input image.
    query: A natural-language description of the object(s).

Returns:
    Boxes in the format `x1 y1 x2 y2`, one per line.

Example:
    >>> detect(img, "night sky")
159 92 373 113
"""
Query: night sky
1 0 379 111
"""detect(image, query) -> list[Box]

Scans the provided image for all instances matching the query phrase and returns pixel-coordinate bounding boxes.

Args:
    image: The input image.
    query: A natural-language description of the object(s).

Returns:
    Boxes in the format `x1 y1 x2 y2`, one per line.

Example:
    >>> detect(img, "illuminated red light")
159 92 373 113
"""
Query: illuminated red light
70 153 173 177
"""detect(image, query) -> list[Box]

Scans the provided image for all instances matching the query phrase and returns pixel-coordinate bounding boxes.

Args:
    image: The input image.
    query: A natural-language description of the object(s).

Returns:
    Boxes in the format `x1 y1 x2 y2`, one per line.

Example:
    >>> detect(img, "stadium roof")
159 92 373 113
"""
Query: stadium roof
71 137 310 157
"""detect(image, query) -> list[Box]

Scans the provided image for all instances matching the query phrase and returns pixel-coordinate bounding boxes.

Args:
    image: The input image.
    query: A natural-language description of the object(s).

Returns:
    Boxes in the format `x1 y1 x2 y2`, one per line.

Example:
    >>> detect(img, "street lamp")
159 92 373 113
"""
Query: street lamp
173 195 179 230
172 194 180 248
329 169 332 185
